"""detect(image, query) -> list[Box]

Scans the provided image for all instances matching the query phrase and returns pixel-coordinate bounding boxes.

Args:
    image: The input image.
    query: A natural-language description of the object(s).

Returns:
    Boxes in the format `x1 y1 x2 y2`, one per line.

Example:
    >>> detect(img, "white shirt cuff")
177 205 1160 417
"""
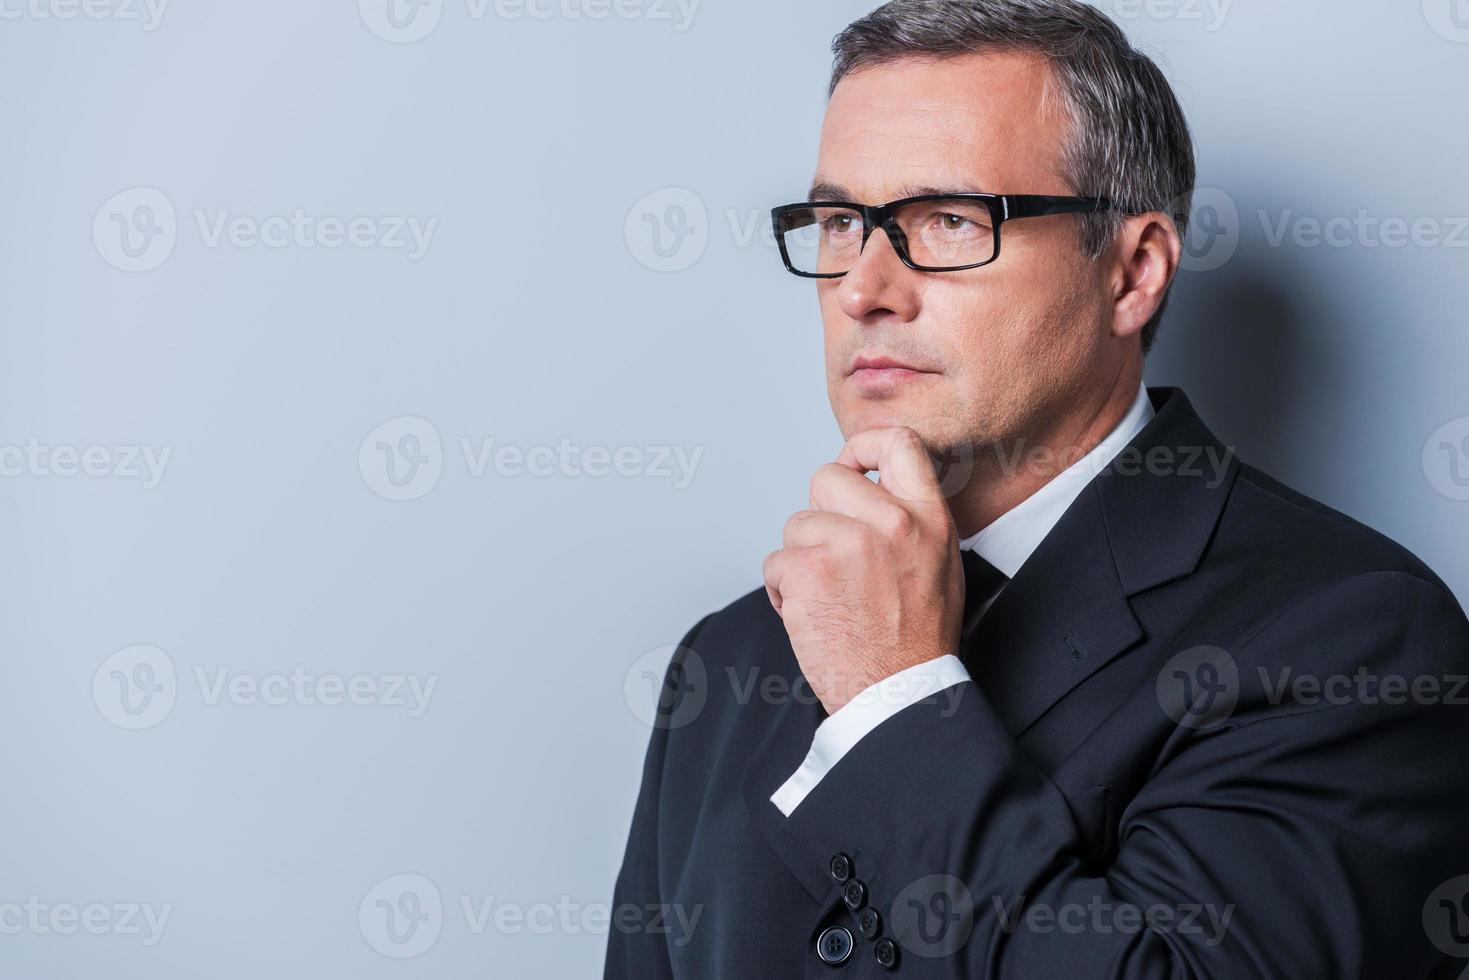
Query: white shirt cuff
769 654 972 817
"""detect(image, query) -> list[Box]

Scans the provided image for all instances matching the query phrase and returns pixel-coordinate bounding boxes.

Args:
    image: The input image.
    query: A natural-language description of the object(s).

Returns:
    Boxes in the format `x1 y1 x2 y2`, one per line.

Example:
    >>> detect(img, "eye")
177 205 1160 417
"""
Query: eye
939 213 974 231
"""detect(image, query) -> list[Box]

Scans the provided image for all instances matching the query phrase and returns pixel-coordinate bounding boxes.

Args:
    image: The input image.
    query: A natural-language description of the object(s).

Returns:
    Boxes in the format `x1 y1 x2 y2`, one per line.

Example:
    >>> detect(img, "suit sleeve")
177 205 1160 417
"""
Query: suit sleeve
603 615 711 980
778 571 1469 978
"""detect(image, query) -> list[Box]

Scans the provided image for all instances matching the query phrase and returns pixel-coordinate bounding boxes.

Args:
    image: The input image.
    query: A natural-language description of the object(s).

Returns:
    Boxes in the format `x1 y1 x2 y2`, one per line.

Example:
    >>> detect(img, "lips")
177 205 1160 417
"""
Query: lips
847 355 934 376
846 354 940 397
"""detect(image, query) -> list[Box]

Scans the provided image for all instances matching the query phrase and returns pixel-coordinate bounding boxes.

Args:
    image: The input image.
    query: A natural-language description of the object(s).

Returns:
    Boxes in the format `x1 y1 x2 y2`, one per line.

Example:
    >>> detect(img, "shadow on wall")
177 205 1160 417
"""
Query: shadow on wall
1141 226 1469 611
1146 245 1351 503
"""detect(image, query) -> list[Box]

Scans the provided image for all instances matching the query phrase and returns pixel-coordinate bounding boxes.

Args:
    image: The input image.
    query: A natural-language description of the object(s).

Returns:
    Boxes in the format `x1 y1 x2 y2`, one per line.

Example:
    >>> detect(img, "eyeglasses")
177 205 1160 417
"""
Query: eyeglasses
770 193 1122 278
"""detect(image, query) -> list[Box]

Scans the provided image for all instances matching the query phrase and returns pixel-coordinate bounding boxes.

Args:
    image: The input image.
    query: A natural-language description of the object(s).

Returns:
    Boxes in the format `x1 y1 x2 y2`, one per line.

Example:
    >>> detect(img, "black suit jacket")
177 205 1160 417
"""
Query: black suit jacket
605 387 1469 979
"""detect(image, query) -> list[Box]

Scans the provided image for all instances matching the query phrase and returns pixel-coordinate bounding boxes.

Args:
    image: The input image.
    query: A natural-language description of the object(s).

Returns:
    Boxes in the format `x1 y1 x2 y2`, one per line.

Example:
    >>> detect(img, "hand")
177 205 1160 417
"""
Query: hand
763 427 964 714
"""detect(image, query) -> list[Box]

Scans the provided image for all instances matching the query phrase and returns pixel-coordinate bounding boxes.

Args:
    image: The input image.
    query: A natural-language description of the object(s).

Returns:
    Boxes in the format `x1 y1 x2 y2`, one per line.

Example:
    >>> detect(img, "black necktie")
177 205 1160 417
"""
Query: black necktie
960 548 1008 634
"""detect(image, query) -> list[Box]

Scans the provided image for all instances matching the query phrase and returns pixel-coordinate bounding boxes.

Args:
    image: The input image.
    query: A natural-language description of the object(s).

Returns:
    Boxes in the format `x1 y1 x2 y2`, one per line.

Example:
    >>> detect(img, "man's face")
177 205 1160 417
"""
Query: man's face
814 51 1118 454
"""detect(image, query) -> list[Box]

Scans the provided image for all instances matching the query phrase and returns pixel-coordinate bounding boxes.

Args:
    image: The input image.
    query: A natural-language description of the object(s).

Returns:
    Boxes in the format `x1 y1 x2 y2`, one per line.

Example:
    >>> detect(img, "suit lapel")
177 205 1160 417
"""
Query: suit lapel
963 483 1143 734
964 387 1239 736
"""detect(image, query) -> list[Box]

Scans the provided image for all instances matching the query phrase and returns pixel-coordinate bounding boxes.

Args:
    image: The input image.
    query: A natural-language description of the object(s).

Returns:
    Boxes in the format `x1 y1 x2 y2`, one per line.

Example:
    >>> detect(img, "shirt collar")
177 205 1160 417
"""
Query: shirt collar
958 382 1154 579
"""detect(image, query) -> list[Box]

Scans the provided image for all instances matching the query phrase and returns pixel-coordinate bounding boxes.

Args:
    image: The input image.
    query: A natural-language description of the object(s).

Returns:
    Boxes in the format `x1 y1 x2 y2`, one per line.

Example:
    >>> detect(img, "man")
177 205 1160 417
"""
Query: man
606 1 1469 976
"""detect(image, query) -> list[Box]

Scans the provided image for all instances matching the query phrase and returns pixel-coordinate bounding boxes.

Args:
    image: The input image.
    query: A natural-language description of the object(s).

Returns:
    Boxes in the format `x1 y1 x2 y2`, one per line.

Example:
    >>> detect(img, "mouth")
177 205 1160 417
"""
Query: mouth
847 354 940 396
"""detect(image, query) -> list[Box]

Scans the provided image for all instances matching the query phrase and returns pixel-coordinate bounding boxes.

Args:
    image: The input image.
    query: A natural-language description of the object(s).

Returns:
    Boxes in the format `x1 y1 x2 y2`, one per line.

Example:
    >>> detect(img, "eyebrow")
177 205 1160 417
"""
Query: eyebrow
806 180 990 203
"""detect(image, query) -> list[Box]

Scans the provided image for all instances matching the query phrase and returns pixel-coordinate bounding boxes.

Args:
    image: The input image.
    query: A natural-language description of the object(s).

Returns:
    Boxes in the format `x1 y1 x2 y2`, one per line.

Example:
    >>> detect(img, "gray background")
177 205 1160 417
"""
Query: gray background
2 0 1467 976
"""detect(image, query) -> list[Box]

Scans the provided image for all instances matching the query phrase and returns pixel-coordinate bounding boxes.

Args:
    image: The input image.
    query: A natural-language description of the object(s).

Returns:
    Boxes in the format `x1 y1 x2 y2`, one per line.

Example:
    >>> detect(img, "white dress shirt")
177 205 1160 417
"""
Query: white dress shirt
770 383 1156 816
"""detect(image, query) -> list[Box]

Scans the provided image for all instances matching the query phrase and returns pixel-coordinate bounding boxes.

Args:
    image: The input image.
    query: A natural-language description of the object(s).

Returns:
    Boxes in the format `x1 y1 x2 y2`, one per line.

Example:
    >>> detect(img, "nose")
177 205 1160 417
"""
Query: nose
835 223 920 324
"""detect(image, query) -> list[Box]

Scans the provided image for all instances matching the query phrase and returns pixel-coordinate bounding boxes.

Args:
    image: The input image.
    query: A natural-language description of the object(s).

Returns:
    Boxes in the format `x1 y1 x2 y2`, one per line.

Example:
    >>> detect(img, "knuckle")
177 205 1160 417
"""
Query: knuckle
806 547 837 579
782 510 812 545
879 504 916 538
846 520 880 554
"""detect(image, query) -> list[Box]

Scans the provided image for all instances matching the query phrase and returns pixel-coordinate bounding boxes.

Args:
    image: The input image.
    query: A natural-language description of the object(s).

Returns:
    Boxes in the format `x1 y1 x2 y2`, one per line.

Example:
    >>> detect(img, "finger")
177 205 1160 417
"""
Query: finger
807 463 902 523
782 509 864 549
762 548 791 614
837 427 944 504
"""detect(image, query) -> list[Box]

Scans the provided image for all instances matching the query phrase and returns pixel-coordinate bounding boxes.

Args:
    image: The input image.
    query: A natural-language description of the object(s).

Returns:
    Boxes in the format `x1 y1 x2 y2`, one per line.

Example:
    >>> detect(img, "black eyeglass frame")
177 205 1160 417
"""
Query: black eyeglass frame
770 193 1125 278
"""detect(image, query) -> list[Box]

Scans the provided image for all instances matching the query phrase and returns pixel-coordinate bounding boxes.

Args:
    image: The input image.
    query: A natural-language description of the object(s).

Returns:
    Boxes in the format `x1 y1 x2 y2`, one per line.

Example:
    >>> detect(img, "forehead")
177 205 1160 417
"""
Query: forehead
814 50 1072 200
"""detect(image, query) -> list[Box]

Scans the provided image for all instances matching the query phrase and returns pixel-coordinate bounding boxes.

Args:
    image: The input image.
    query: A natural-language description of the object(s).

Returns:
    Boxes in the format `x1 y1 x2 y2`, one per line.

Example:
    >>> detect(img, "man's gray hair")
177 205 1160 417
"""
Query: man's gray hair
830 0 1195 353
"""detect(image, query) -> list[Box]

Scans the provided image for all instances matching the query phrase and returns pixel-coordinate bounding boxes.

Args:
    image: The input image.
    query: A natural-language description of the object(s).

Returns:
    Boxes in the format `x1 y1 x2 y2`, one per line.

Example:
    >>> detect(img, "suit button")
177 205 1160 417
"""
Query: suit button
830 853 853 884
842 878 867 911
817 925 854 965
857 906 881 939
874 937 899 970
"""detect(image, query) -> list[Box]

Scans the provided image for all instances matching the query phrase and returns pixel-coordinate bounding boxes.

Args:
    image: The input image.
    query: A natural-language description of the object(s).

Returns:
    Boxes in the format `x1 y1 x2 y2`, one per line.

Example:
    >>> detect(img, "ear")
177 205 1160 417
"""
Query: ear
1107 212 1183 342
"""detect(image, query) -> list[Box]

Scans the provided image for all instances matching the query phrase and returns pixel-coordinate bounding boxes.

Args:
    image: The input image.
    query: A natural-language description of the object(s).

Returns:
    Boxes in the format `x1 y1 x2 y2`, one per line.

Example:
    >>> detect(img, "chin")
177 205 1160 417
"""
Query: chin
836 393 947 443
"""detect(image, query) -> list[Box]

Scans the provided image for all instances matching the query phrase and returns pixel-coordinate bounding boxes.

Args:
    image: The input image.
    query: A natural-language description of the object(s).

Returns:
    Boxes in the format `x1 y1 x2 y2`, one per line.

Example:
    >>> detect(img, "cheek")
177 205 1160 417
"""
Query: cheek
923 276 1027 382
929 259 1102 433
973 245 1098 360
